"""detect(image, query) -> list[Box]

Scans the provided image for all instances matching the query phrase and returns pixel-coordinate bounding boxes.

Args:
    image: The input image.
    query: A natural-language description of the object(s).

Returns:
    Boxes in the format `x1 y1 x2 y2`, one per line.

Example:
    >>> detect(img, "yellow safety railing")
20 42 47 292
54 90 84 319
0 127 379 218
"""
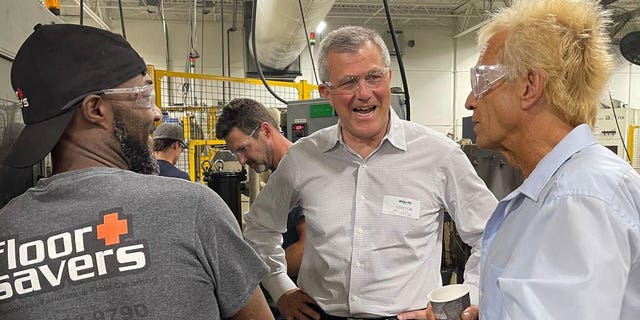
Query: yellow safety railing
629 125 640 170
147 65 319 181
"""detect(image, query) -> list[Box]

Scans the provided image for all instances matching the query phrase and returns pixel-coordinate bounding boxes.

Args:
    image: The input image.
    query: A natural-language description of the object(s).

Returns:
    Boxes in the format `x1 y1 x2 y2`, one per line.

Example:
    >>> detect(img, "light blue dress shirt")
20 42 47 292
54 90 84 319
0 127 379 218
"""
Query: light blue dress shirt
480 124 640 319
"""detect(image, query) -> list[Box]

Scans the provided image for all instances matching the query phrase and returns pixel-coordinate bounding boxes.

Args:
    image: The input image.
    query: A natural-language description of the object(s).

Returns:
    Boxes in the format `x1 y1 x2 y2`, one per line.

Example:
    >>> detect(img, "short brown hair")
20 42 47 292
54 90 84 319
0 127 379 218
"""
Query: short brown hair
215 98 278 139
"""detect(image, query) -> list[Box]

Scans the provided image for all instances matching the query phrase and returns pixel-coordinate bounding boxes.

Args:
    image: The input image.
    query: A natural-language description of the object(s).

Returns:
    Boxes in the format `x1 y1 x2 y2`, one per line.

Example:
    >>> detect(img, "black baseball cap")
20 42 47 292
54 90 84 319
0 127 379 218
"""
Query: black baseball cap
4 23 147 168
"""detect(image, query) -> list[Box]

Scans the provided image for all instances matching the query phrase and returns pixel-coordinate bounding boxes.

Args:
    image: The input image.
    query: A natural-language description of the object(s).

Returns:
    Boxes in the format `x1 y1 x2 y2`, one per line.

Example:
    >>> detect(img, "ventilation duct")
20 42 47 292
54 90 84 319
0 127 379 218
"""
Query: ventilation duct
248 0 335 70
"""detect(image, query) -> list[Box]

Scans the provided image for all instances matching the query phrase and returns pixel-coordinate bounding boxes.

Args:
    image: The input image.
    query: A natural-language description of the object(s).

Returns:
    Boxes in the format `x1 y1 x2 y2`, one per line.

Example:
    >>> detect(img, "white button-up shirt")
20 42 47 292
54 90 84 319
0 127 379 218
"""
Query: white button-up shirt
245 110 497 317
480 124 640 319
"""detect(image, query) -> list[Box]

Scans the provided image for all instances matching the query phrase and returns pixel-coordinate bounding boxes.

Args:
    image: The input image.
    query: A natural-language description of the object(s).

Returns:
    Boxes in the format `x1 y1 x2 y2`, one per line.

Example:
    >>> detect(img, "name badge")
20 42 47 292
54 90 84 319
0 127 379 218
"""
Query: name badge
382 196 421 219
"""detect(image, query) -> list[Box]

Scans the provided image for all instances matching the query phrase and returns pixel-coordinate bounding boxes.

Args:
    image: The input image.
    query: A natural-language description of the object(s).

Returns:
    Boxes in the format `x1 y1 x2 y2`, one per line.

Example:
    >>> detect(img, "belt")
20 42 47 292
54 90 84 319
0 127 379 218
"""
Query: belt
309 303 397 320
322 316 397 320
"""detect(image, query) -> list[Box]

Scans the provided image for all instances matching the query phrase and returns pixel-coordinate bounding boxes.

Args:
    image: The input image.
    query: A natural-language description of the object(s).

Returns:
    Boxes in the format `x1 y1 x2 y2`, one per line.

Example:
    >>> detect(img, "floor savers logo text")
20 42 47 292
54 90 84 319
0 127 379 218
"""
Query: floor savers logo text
0 210 149 301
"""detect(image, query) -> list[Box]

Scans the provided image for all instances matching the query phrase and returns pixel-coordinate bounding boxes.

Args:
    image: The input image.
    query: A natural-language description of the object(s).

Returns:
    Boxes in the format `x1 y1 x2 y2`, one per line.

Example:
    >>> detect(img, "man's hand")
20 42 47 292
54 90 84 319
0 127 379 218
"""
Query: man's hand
276 288 320 320
461 305 479 320
396 303 479 320
396 305 434 320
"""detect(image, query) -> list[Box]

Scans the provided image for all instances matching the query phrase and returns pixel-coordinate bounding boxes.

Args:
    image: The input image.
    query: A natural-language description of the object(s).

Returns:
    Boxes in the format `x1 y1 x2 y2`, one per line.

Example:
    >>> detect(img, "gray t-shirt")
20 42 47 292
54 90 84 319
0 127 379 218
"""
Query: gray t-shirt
0 167 267 319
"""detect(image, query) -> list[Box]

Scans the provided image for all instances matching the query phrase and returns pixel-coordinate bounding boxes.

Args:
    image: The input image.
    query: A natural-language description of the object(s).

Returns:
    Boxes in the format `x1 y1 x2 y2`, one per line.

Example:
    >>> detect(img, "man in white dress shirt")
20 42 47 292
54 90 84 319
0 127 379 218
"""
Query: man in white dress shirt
244 25 497 320
464 0 640 319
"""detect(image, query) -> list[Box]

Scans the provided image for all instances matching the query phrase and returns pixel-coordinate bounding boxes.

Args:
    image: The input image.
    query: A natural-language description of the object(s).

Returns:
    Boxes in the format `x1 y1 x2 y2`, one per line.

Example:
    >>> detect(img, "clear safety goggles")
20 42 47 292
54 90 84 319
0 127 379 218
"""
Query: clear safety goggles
233 125 260 156
323 68 390 95
101 84 156 109
470 64 508 98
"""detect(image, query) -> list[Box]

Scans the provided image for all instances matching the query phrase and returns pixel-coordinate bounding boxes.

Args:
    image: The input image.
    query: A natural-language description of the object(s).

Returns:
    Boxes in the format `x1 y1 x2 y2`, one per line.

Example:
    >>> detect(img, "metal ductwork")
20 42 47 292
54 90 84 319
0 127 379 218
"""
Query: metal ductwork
248 0 335 70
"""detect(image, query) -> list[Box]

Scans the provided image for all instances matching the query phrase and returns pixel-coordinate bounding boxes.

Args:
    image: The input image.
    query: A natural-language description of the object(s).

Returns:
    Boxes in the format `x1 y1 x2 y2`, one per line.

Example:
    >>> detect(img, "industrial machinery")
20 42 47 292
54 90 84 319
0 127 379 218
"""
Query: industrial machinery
595 101 632 159
285 98 337 142
202 155 247 228
285 93 408 142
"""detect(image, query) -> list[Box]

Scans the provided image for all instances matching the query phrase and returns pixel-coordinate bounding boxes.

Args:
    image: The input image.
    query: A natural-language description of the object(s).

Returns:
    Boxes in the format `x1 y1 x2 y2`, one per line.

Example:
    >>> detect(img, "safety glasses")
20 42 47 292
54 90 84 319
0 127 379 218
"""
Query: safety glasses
470 64 508 98
101 84 156 109
233 125 260 156
323 68 390 95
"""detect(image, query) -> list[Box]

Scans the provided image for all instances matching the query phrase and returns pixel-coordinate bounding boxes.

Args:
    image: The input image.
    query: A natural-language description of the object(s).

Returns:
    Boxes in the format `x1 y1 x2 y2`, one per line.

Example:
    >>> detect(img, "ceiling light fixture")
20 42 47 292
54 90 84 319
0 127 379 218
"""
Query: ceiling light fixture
316 21 327 34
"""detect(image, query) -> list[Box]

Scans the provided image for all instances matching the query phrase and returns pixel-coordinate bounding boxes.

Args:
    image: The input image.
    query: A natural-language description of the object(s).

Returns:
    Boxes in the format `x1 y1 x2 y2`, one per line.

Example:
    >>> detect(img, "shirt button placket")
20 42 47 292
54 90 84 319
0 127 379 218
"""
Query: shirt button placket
350 161 368 314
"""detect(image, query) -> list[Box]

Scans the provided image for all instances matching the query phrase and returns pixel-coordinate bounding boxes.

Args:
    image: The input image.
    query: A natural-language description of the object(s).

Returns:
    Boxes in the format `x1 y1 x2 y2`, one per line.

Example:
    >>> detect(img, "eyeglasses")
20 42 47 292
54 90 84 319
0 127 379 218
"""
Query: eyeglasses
101 84 156 109
232 125 260 156
176 141 188 150
323 68 390 95
470 64 508 98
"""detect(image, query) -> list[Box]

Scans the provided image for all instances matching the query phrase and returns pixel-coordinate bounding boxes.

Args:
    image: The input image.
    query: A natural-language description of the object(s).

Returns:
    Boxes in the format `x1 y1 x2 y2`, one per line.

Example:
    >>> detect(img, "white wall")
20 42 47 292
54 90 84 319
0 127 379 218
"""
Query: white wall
611 63 640 110
110 19 246 78
389 28 458 134
453 33 482 138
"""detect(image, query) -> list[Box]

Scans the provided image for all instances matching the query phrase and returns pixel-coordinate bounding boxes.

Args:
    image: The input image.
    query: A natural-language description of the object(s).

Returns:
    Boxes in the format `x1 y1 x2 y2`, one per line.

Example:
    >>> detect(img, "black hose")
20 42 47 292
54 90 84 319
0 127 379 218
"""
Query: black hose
383 0 410 120
117 0 126 39
251 0 288 105
220 0 227 103
298 0 320 86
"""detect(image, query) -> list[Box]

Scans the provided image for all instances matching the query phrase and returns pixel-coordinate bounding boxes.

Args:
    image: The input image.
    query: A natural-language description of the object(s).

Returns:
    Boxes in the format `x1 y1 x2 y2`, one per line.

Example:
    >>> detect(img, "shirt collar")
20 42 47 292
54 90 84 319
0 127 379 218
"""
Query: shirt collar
516 124 597 201
318 107 407 153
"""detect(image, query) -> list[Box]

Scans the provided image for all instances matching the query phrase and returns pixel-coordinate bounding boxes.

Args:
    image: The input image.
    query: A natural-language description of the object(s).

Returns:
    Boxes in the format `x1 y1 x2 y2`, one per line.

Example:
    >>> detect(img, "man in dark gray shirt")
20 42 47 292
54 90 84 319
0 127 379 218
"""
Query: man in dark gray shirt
0 24 272 320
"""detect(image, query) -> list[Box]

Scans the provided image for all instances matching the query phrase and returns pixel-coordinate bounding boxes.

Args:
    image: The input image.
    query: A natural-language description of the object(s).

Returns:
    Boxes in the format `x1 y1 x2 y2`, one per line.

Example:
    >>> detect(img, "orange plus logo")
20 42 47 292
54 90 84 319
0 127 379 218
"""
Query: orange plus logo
96 212 129 246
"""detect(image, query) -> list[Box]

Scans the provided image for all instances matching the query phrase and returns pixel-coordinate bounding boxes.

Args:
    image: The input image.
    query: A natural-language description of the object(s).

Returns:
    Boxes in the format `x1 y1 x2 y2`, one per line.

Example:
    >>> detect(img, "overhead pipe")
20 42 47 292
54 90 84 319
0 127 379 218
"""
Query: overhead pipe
220 0 227 104
225 0 240 103
220 0 225 77
185 0 199 106
160 0 173 106
227 0 239 78
71 0 110 30
453 20 489 39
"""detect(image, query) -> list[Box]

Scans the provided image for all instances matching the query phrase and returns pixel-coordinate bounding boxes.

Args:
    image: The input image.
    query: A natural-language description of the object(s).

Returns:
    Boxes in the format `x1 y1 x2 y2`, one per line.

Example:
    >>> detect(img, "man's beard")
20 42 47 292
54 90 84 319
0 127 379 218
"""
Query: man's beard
113 113 159 175
249 142 272 173
251 163 268 173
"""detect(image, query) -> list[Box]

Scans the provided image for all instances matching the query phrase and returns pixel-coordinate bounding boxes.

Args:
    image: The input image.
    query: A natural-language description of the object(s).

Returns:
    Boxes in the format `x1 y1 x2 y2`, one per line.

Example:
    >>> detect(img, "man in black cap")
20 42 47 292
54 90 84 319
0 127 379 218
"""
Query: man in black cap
153 123 191 180
0 24 272 320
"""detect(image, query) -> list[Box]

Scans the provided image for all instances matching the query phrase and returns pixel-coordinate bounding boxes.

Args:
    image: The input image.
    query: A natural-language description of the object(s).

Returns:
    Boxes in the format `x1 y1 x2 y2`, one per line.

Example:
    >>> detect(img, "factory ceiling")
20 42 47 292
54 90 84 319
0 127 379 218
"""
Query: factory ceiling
54 0 640 37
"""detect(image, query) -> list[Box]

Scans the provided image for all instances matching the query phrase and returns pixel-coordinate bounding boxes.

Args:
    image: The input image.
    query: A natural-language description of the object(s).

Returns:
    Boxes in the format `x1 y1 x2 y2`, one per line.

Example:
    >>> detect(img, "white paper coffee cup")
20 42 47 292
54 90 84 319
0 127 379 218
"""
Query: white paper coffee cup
427 284 471 320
